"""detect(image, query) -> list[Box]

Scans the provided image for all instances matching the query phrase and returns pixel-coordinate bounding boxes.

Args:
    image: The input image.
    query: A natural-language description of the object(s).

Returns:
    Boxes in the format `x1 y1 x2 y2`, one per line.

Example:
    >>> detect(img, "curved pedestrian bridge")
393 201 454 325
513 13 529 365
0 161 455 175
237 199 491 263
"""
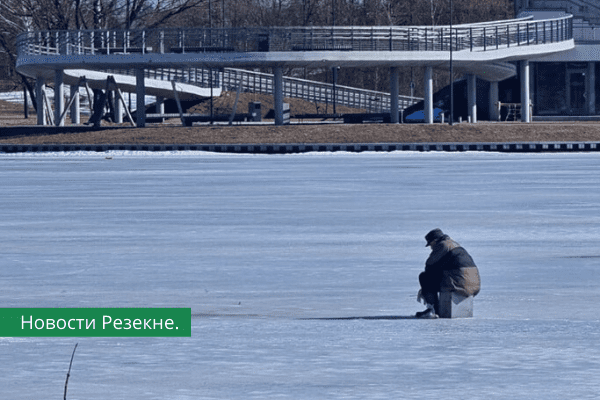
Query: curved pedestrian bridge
16 15 575 126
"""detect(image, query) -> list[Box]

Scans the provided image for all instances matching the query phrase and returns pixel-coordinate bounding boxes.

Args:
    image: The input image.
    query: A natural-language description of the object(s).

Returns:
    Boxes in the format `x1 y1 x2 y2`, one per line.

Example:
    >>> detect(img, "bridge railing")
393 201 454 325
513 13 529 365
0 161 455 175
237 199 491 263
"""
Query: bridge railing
222 68 421 113
105 67 221 89
573 21 600 44
17 15 573 57
98 67 420 112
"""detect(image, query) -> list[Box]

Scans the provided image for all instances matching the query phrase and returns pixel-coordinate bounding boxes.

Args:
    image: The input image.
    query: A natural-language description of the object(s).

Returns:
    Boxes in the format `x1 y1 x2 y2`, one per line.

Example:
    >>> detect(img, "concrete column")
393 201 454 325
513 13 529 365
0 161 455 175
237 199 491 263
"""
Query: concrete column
156 96 165 114
588 62 596 115
152 96 165 123
390 67 400 124
136 68 146 127
115 92 123 124
467 74 477 123
489 81 499 121
529 63 535 115
520 60 531 123
424 66 433 124
35 77 46 126
54 70 65 126
70 85 80 125
274 67 284 126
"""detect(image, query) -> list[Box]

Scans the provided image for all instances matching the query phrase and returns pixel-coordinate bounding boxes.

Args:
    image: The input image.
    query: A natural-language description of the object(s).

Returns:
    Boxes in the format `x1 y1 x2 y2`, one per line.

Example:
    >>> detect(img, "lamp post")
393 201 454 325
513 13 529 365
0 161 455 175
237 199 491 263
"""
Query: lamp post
209 0 214 122
449 0 454 125
332 0 335 27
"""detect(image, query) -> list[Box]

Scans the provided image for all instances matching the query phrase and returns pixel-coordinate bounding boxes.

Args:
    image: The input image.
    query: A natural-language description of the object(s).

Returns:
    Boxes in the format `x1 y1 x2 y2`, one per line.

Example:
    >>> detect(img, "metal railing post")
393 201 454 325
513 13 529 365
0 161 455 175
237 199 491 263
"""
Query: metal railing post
371 27 375 51
469 28 473 51
543 21 546 44
496 26 499 49
569 18 573 39
454 28 458 52
332 26 335 49
484 27 487 51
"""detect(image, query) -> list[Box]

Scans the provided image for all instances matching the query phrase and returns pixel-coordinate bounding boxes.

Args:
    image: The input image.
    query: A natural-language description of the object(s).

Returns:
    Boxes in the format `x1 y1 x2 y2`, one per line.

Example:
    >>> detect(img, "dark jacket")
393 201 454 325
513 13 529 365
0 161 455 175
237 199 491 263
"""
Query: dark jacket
425 235 481 297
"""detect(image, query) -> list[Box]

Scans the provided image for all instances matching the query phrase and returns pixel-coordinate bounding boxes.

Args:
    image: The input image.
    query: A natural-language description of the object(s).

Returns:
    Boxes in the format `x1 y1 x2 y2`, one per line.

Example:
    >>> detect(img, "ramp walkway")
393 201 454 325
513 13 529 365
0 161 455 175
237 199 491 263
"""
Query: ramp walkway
62 68 221 100
37 66 418 124
221 68 419 113
16 14 574 126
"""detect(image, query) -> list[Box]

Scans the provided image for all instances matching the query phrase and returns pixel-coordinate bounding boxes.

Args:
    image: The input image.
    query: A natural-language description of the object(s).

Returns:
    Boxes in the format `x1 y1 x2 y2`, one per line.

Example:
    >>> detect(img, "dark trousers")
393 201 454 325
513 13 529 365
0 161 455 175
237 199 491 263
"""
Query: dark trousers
419 271 441 314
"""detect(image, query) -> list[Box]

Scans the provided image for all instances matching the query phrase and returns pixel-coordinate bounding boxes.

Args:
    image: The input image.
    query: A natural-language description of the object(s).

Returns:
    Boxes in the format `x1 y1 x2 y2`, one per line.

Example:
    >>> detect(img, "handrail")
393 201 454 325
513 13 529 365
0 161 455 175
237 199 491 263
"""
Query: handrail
222 68 421 113
443 15 533 28
17 15 573 57
97 66 421 112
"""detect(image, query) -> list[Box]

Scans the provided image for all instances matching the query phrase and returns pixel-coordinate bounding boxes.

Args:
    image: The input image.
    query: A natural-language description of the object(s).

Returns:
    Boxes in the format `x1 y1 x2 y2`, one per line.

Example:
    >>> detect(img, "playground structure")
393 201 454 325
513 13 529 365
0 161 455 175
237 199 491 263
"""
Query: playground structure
16 14 575 126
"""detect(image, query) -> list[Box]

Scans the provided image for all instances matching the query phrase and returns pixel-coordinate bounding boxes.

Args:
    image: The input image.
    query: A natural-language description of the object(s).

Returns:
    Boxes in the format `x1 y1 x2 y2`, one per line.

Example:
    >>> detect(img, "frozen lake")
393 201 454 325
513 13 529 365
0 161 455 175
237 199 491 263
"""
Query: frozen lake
1 150 600 399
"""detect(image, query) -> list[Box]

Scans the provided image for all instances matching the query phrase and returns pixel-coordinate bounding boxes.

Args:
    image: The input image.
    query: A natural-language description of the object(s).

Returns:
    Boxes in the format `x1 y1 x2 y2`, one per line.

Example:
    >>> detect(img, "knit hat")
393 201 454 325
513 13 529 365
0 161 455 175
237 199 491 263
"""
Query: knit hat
425 228 445 247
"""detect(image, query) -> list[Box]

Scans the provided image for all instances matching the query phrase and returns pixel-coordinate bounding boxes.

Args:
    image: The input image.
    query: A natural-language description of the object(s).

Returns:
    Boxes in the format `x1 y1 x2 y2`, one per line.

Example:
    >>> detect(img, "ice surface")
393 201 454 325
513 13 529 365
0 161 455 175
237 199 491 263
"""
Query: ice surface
1 151 600 399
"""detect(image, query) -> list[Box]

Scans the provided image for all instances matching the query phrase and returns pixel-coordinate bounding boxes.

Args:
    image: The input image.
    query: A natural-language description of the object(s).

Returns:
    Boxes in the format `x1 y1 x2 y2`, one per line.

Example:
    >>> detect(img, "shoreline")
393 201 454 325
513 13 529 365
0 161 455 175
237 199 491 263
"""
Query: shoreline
2 122 600 147
1 142 598 154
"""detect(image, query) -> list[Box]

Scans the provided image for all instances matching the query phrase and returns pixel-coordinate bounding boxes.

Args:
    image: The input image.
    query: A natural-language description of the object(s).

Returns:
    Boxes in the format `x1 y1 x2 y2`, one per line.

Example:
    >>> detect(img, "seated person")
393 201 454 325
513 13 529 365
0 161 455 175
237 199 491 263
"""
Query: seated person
416 228 481 318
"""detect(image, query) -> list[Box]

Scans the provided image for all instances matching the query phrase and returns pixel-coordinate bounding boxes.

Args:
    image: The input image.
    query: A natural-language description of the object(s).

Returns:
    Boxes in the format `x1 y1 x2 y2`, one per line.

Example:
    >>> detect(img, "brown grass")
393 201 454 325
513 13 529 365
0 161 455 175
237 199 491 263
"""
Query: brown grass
2 98 600 145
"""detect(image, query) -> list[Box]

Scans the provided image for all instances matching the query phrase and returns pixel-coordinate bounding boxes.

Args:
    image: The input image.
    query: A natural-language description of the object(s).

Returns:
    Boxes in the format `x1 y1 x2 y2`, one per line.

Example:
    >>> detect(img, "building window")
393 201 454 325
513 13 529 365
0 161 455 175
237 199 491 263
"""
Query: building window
535 63 567 115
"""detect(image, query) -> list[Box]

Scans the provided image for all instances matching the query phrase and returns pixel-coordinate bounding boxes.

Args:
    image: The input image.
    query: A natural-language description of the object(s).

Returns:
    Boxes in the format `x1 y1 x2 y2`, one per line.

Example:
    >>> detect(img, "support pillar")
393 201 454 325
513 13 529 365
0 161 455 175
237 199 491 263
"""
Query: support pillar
274 67 283 126
70 85 80 125
520 60 531 123
153 96 164 123
424 66 433 124
489 81 499 121
587 62 596 115
115 92 123 124
54 70 65 126
35 77 46 126
136 68 146 127
390 67 400 124
23 86 29 119
156 96 165 114
467 74 477 123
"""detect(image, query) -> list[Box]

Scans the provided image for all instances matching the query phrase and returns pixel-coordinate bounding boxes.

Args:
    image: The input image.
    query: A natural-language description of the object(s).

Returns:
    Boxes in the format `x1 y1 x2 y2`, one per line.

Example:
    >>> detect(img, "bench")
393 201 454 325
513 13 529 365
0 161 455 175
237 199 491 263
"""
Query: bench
496 102 533 122
95 47 151 54
438 292 473 318
169 46 234 53
292 44 353 51
343 113 390 123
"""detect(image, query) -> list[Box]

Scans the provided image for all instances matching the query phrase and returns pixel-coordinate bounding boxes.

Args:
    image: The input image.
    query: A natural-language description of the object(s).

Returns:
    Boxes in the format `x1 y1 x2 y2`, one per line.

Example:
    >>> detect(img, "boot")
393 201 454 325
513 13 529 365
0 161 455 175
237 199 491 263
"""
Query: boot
415 303 438 319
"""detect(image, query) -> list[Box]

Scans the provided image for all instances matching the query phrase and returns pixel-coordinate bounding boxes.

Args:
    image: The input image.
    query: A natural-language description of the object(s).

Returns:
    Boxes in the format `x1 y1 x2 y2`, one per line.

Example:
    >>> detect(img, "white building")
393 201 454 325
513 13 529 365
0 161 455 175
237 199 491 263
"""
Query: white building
516 0 600 117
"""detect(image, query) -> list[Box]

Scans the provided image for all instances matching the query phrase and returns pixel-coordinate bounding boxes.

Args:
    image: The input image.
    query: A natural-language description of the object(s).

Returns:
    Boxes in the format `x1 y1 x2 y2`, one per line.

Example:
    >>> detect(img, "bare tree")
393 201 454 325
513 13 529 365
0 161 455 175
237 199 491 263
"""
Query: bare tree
0 0 208 106
1 0 514 105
